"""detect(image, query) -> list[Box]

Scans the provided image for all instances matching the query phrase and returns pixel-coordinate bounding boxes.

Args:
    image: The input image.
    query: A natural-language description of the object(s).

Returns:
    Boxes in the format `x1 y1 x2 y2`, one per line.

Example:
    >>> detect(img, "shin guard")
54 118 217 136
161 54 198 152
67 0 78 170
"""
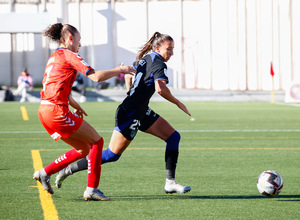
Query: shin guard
165 131 181 180
87 138 104 188
44 149 85 176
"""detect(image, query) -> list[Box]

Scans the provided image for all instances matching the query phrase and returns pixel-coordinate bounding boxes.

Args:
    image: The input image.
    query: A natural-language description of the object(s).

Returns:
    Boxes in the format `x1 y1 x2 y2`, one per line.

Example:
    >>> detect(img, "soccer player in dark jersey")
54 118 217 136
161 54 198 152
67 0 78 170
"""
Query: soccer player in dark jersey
56 32 192 194
33 23 135 201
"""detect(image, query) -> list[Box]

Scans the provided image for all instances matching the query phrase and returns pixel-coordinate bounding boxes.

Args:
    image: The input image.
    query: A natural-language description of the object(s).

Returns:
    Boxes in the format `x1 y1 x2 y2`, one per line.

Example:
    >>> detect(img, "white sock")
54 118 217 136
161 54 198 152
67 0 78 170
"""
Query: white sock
40 168 48 177
86 187 97 193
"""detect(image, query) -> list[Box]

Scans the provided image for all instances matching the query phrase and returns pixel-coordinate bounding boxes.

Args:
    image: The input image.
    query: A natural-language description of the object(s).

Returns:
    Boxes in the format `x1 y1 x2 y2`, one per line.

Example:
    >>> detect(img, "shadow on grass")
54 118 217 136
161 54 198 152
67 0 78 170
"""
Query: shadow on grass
109 194 300 201
62 194 300 202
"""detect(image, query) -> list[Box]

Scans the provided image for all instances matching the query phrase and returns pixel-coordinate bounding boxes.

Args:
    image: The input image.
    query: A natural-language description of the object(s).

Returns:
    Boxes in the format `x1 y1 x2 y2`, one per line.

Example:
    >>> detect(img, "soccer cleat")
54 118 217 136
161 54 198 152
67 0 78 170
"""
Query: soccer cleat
83 189 111 201
33 170 54 194
164 179 191 194
55 167 71 188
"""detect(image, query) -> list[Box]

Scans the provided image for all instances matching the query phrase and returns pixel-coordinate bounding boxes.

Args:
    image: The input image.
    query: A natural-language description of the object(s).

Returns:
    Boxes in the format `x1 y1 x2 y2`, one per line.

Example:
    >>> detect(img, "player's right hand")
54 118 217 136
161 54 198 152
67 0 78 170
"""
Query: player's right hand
119 64 136 75
177 102 191 116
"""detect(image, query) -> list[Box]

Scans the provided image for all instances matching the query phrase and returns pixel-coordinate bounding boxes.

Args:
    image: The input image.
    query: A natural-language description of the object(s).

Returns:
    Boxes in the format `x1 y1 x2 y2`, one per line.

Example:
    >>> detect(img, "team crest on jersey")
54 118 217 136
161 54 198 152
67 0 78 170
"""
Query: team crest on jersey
139 59 146 66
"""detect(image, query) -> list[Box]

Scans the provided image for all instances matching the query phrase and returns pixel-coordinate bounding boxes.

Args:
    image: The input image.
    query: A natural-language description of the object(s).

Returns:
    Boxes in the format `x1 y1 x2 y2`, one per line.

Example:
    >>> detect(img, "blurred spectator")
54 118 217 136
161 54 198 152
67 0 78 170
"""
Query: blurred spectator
95 81 109 90
114 63 125 89
14 68 33 102
72 72 86 103
114 73 125 90
1 85 14 101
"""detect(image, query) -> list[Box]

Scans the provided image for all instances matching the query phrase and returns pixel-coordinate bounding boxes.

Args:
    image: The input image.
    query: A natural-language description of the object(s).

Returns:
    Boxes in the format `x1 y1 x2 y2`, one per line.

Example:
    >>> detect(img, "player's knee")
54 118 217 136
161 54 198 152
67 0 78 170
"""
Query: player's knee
166 130 181 144
78 147 90 157
77 143 92 157
165 130 181 150
102 148 121 164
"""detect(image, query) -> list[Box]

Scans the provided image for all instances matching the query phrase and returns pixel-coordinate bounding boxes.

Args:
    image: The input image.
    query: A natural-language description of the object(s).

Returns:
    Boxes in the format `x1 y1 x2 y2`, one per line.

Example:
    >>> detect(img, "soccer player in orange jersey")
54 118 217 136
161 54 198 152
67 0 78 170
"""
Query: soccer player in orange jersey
33 23 135 201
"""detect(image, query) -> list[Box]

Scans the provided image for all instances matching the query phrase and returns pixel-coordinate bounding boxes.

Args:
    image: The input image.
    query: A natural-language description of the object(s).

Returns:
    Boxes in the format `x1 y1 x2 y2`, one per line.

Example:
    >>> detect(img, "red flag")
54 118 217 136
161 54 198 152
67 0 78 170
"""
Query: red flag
270 62 275 77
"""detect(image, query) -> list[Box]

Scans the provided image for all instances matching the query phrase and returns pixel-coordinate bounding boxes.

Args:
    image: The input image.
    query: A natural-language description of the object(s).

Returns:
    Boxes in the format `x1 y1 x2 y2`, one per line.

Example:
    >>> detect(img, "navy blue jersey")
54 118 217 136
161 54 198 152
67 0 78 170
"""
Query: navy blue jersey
121 52 169 119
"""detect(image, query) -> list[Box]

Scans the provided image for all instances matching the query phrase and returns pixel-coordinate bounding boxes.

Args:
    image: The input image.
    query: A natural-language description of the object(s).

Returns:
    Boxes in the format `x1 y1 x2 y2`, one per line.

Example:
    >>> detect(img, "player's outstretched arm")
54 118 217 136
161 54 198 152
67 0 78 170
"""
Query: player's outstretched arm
155 80 191 116
87 66 135 82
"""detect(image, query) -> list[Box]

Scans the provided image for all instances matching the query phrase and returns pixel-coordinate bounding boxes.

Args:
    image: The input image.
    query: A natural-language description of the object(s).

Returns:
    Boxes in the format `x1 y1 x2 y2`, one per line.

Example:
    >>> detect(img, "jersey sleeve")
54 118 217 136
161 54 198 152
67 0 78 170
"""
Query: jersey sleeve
65 50 94 75
153 63 169 84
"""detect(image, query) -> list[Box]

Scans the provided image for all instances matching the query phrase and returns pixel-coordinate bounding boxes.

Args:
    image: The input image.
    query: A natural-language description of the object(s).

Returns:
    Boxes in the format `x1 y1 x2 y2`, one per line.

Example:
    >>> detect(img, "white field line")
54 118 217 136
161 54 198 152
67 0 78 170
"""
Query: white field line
2 129 300 134
275 102 300 107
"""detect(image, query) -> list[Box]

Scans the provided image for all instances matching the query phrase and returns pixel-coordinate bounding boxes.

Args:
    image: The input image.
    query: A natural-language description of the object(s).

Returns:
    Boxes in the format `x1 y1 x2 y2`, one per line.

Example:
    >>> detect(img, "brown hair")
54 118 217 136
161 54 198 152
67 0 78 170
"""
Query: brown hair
43 23 78 45
136 32 173 61
22 68 30 76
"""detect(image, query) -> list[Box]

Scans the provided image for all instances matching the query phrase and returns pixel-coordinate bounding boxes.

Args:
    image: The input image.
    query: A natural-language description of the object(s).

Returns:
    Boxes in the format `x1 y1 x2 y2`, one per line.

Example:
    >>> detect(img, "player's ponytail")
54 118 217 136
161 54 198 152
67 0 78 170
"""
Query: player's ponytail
136 32 173 61
43 23 78 46
43 23 63 43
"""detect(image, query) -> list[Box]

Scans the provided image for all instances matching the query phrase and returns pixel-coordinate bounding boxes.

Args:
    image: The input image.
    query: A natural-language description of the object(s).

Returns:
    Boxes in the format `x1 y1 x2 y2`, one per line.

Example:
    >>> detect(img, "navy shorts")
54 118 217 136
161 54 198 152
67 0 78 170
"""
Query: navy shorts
114 105 159 140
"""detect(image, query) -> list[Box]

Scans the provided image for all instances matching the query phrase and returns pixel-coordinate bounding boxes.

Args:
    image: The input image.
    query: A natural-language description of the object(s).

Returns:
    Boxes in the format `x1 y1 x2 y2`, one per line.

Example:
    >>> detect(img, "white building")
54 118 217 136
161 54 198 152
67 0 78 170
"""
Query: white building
0 0 299 92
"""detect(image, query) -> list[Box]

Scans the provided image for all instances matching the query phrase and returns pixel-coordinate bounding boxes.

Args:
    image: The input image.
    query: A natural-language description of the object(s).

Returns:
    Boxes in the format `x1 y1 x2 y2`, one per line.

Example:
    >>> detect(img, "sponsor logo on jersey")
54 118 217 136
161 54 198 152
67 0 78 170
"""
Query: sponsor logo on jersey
146 108 152 116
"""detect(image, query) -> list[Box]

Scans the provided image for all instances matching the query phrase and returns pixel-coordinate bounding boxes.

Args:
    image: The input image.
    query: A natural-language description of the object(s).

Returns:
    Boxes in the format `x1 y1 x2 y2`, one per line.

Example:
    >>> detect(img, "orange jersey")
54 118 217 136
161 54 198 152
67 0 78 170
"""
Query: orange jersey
40 48 93 106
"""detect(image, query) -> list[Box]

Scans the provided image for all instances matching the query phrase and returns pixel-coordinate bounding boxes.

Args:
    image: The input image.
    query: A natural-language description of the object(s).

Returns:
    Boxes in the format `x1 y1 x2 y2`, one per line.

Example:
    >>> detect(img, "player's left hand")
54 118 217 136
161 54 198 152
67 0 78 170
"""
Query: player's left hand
74 108 88 118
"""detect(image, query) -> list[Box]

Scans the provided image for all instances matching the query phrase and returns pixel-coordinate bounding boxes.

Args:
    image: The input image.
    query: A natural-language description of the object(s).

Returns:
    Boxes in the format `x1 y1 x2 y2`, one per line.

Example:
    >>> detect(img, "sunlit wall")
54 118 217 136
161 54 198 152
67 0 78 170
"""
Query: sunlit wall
0 0 298 91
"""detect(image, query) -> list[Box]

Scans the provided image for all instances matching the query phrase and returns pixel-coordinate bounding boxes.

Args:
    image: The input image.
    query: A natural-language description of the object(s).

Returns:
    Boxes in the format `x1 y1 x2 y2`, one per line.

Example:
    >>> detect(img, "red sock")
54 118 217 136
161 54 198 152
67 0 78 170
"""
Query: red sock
87 138 104 188
44 149 84 176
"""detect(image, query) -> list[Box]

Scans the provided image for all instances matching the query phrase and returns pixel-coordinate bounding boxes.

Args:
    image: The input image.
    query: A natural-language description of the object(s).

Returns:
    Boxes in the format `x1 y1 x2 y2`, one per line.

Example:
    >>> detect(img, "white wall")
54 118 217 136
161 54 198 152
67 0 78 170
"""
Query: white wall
0 0 298 91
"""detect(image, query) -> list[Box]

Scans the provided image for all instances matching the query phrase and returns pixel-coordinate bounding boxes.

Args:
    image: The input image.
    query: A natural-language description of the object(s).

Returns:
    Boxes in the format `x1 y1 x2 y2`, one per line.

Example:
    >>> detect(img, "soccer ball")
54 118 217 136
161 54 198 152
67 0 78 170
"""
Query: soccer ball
257 170 283 197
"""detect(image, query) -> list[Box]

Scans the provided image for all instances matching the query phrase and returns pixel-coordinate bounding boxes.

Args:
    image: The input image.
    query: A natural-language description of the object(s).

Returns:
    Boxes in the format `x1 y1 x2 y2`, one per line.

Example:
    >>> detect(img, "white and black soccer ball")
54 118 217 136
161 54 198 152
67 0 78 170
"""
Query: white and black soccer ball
257 170 283 197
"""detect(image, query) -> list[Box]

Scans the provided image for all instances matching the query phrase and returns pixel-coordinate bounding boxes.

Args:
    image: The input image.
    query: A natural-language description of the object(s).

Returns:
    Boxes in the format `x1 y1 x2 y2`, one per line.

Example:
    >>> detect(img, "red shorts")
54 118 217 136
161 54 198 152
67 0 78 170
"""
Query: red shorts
38 104 83 141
